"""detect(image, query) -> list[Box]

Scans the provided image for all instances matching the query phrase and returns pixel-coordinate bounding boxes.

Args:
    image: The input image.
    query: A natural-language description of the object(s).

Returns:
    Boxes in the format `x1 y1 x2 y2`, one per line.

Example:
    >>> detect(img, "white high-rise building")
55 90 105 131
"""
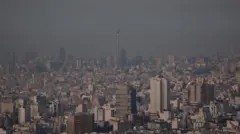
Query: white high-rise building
17 99 25 124
30 96 39 119
18 107 25 124
149 76 169 113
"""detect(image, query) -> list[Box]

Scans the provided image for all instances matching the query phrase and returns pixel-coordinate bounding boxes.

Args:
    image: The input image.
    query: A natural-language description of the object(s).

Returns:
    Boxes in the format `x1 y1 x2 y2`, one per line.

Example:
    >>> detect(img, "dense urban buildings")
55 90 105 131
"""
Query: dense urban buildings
0 49 239 133
0 1 239 133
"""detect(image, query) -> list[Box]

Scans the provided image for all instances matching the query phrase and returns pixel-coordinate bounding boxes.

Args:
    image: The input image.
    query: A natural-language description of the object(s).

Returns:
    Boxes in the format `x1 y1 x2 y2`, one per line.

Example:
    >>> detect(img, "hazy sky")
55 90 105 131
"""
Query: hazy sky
0 0 240 60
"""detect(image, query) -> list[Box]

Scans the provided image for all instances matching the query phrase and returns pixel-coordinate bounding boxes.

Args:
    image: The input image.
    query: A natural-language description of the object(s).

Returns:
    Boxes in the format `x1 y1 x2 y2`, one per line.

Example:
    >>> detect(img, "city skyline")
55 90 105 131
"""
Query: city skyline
1 1 240 133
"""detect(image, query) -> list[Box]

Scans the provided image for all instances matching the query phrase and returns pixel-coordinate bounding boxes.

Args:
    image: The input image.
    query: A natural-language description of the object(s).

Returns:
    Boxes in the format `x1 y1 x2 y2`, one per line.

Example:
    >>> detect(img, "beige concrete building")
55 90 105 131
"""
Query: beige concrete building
149 76 169 114
188 82 202 105
0 102 13 113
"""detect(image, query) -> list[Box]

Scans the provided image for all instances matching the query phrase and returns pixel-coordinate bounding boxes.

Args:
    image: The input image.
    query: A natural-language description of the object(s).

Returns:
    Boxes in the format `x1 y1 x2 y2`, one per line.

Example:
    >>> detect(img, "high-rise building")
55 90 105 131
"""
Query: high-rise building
235 62 240 84
59 47 66 63
16 99 25 124
30 96 39 119
134 56 143 66
115 85 129 119
67 115 75 134
49 100 65 116
129 87 137 114
201 82 215 105
188 82 202 105
155 58 161 70
18 107 25 124
82 98 91 113
106 56 113 70
115 29 120 68
75 58 82 69
25 105 31 122
149 76 169 113
30 103 39 119
95 108 104 121
3 114 13 134
15 99 24 109
37 94 47 115
7 52 16 74
119 48 127 69
67 113 94 134
168 55 175 67
115 85 137 119
103 103 115 122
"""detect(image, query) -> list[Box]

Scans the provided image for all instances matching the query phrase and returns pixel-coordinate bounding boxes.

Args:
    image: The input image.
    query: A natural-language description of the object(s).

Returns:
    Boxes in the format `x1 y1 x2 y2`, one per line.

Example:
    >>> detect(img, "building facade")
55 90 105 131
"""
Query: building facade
149 76 169 114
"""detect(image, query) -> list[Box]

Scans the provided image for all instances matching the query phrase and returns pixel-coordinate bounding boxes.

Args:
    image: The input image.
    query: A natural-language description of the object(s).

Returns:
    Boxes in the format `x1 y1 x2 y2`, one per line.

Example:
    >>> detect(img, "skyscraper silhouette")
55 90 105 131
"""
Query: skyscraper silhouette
58 47 66 63
119 48 127 69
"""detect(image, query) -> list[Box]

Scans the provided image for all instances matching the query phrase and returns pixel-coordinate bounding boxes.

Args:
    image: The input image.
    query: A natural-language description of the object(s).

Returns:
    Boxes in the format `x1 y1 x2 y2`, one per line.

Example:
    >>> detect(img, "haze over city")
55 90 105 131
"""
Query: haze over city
1 0 240 61
1 1 240 134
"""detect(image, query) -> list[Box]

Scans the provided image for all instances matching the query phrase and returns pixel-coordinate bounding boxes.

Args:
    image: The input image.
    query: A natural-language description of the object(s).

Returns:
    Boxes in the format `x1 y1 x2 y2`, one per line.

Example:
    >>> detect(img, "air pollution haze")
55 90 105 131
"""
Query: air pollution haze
0 0 240 62
1 1 240 133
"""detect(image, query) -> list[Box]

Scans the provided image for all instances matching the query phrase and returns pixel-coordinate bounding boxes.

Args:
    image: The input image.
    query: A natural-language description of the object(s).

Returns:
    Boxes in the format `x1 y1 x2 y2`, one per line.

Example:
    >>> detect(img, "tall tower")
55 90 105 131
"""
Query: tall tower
116 29 120 67
149 76 169 114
